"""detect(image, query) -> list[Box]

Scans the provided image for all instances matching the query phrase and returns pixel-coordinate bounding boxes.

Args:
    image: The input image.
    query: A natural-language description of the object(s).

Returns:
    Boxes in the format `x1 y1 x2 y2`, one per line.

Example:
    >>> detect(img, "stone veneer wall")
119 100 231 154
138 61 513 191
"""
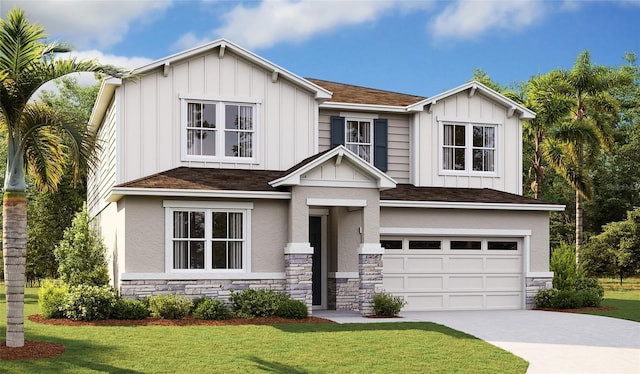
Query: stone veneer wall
525 276 553 309
120 279 285 303
284 253 313 313
358 254 383 316
328 277 360 311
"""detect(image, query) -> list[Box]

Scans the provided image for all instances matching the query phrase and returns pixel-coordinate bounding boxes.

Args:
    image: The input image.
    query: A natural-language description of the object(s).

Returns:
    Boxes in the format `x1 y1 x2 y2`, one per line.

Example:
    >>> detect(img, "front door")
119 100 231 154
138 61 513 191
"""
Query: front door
309 216 322 306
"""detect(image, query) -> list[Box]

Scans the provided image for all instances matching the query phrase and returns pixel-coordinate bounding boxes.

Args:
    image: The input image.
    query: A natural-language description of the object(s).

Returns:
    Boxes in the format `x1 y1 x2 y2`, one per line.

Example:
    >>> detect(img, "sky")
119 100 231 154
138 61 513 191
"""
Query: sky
2 0 639 97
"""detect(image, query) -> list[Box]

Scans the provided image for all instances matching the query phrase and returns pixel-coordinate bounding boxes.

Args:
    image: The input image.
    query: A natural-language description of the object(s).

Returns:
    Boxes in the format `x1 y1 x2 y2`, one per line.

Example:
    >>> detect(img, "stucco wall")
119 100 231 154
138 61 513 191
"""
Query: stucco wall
380 208 550 272
118 196 288 274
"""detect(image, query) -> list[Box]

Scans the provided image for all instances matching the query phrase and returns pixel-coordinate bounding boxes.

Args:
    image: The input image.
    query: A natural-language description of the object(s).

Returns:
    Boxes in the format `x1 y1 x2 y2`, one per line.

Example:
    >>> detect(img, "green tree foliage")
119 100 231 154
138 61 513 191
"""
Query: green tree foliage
54 204 109 287
583 208 640 284
26 77 100 284
550 242 581 291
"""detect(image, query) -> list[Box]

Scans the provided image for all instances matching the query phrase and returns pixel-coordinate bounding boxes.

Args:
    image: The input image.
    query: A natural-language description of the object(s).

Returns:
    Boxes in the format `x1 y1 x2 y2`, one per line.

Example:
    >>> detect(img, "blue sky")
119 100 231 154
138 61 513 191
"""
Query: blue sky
4 0 639 97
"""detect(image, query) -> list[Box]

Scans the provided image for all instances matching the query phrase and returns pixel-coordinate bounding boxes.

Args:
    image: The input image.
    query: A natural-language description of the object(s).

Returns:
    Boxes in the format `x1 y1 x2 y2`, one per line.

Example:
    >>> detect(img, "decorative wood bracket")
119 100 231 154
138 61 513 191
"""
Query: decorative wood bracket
163 63 170 77
272 70 279 83
219 44 226 58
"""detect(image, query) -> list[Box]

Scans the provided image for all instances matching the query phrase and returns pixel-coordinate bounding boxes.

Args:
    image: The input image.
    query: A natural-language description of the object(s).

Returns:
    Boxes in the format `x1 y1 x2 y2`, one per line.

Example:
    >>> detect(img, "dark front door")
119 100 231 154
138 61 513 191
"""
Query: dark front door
309 216 322 306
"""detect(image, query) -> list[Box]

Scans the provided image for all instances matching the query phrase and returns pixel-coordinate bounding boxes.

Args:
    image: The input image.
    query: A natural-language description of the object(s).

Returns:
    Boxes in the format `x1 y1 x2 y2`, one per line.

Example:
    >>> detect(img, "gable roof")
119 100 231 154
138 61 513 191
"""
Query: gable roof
307 78 425 107
407 80 536 119
269 145 397 190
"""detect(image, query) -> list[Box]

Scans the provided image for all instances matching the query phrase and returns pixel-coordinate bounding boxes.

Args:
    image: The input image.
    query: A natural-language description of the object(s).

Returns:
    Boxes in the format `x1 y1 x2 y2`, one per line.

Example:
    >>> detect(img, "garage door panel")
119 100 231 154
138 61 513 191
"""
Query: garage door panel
405 294 444 310
407 276 443 290
485 275 522 290
383 257 404 272
448 275 483 290
448 294 484 309
485 257 521 272
383 276 405 290
486 294 522 309
406 257 443 272
447 257 484 272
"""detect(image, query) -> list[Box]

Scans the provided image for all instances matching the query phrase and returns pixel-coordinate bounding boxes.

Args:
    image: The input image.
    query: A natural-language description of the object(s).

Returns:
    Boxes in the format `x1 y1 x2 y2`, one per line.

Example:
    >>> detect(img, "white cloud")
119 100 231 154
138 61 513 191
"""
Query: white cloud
177 0 406 50
429 0 546 41
2 0 173 49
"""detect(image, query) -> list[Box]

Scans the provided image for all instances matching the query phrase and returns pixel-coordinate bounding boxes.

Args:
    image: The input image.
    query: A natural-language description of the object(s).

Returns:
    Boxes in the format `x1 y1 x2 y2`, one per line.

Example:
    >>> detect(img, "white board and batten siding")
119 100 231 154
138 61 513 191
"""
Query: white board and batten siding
116 49 318 184
317 110 411 183
382 237 524 310
412 91 522 194
87 97 117 217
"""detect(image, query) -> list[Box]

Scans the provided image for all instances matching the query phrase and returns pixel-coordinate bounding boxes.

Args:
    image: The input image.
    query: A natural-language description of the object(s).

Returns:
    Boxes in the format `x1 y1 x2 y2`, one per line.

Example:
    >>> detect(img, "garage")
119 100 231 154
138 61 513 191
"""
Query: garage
381 237 523 311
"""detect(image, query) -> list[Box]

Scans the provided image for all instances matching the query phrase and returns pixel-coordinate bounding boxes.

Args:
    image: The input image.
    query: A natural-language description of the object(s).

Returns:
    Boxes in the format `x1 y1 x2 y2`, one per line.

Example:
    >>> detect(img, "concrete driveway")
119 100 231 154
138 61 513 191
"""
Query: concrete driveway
314 310 640 374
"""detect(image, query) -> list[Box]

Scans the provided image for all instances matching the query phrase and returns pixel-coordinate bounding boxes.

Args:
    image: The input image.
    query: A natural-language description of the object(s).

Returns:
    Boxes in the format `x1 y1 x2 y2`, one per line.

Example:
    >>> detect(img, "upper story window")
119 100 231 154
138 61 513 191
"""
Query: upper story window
330 115 387 171
165 201 253 272
441 122 497 174
183 98 256 161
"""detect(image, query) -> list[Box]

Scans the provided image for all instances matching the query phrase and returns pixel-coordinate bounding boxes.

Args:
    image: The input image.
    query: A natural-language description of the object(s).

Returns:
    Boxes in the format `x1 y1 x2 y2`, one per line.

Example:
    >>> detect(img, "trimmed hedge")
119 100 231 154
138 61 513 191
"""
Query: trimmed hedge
372 292 406 317
148 293 192 319
193 299 232 320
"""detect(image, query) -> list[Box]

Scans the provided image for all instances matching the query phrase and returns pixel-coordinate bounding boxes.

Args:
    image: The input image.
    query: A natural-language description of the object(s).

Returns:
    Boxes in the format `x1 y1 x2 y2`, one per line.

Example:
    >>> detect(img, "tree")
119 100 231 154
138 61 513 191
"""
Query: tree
583 208 640 285
26 77 100 284
54 204 109 287
0 8 126 347
544 51 632 264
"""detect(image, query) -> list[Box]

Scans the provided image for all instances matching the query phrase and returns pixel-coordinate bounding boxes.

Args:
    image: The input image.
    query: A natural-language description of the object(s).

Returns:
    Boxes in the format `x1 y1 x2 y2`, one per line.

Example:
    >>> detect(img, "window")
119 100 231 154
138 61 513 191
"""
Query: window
345 119 372 162
488 241 518 251
409 240 441 250
450 240 482 250
165 201 252 272
381 240 402 250
184 99 256 160
442 123 497 173
330 116 388 171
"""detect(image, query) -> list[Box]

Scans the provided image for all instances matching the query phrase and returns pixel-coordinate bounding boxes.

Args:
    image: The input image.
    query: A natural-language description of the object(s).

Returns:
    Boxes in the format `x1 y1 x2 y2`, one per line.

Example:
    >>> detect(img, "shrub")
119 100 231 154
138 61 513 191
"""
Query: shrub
372 292 406 316
534 288 559 309
148 293 192 319
551 289 583 309
63 285 118 321
112 298 150 320
575 277 604 299
230 289 287 318
193 299 232 320
39 280 70 318
190 297 208 313
550 242 580 290
54 204 109 287
578 289 603 308
277 299 308 319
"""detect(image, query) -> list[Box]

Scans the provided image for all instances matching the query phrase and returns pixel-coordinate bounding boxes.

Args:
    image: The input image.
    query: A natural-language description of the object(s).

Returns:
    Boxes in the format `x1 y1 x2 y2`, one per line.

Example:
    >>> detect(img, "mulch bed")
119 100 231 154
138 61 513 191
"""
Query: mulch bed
1 314 334 361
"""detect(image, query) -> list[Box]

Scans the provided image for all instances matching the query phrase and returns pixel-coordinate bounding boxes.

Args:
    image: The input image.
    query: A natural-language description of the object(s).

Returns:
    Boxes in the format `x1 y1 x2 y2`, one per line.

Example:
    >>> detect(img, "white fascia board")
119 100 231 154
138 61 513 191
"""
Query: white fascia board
121 272 286 281
132 38 331 100
270 145 396 189
380 227 532 237
88 77 121 134
307 198 367 207
320 101 412 113
380 200 565 211
108 187 291 202
408 81 536 119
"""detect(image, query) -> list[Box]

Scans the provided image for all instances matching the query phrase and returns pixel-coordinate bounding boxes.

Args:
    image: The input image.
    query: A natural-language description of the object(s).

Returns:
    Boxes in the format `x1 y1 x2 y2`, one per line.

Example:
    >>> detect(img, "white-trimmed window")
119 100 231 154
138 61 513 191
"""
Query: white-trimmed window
442 122 497 174
345 119 373 162
183 99 256 161
164 201 253 272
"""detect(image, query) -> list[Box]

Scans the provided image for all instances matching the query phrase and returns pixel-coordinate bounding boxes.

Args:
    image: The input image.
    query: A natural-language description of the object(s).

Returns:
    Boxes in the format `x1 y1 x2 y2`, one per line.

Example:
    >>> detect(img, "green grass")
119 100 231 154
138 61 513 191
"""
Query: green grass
1 286 528 373
579 278 640 322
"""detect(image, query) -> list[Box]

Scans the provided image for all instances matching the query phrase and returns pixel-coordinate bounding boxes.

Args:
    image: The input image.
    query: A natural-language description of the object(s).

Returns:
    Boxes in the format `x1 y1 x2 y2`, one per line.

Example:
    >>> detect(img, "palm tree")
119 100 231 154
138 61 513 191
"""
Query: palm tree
543 51 630 264
0 8 127 348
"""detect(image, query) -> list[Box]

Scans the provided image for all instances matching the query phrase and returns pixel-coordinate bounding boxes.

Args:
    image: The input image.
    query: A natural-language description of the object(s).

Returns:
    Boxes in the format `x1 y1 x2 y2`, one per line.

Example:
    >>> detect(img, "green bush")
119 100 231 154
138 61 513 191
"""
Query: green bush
550 242 581 290
39 280 70 318
276 299 308 319
190 297 208 313
63 285 118 321
230 289 287 318
534 288 559 309
192 299 231 320
148 293 192 319
372 292 406 316
575 277 604 299
54 204 109 287
551 289 583 309
112 298 150 320
578 289 603 307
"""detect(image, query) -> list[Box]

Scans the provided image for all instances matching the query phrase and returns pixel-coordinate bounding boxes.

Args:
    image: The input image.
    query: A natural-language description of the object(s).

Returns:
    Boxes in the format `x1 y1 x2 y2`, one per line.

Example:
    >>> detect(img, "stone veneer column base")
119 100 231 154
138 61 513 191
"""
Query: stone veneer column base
328 276 360 311
120 279 285 303
525 276 553 309
284 253 313 314
358 254 383 316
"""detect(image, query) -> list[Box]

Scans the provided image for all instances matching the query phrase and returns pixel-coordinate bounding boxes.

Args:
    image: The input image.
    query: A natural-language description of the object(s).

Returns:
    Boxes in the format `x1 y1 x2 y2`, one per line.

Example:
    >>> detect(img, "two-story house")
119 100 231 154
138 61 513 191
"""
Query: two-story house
88 39 563 315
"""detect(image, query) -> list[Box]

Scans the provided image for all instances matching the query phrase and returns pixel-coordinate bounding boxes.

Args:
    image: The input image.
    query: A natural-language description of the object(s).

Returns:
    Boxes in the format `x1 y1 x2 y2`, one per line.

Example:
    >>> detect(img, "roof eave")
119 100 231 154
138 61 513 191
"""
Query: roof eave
88 77 122 134
380 200 566 211
319 101 413 113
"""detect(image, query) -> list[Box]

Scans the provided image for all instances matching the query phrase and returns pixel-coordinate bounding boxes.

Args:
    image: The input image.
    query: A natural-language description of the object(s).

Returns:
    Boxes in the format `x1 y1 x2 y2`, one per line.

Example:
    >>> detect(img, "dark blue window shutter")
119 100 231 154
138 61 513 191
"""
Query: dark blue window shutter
330 116 345 148
374 118 388 172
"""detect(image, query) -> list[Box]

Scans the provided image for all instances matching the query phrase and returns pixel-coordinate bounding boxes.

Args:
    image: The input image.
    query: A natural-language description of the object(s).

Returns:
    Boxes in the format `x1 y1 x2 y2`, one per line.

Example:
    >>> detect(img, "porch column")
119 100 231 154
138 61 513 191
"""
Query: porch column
284 187 313 313
357 202 383 316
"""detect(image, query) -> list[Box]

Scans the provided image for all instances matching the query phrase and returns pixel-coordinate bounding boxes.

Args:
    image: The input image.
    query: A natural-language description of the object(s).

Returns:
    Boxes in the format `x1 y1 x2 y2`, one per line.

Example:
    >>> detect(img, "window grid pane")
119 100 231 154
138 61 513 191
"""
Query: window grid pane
472 125 496 172
345 120 372 163
225 104 254 157
443 124 466 170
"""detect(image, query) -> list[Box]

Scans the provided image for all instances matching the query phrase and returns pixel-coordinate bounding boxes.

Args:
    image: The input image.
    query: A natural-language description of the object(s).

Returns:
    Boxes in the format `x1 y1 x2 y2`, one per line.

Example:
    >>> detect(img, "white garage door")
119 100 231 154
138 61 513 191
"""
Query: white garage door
382 237 523 311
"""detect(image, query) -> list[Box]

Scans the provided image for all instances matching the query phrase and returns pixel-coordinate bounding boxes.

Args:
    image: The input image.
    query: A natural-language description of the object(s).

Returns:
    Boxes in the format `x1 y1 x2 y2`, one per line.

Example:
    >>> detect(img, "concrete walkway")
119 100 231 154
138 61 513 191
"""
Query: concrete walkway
314 310 640 374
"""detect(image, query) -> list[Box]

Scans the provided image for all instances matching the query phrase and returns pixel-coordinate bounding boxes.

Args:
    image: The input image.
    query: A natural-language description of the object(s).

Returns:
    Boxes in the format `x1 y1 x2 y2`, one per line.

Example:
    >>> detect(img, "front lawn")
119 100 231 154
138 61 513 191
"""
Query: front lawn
579 278 640 322
1 286 528 373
